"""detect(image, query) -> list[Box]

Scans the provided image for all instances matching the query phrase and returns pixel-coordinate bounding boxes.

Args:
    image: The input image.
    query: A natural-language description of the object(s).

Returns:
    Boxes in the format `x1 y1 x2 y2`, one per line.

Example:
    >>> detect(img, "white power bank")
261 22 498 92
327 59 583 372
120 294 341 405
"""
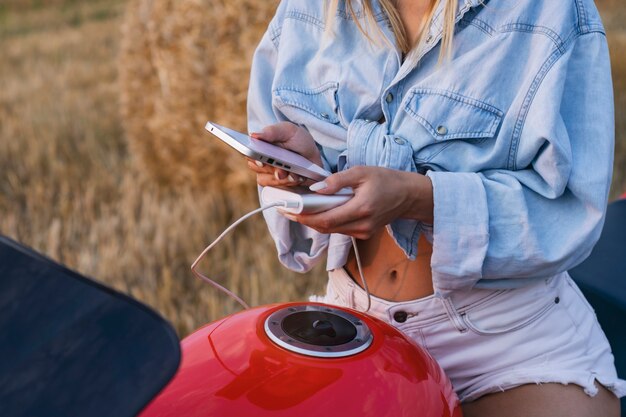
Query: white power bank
205 121 331 182
261 186 352 214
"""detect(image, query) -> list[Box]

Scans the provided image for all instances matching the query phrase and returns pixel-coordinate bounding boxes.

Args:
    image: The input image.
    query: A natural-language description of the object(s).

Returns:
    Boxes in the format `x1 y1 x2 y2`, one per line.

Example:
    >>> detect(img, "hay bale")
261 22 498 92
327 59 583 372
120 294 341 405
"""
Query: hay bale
119 0 280 191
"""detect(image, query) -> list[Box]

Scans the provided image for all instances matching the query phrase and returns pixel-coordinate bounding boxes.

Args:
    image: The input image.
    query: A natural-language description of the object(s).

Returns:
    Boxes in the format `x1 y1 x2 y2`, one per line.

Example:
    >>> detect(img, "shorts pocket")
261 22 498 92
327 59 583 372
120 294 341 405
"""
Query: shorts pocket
461 284 559 336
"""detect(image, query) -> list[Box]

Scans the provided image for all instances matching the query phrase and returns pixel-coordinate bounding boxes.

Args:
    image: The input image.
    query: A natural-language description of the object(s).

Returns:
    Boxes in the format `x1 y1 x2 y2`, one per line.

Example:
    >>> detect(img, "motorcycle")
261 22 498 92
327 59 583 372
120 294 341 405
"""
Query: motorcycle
0 196 623 416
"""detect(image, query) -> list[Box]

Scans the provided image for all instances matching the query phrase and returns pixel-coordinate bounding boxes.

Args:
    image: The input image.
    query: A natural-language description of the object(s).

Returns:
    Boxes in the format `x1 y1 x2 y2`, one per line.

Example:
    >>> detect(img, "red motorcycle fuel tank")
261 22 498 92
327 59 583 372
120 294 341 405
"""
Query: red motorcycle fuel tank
140 302 462 417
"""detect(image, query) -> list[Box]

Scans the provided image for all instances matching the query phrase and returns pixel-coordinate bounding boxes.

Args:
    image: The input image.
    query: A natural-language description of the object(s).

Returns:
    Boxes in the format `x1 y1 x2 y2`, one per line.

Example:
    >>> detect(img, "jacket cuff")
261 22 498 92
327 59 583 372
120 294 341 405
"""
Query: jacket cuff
426 171 490 293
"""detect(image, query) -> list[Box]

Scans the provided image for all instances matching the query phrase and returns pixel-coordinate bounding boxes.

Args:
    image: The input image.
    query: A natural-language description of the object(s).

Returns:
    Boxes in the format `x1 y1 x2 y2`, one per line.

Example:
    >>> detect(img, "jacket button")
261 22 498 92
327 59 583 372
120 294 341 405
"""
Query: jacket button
393 311 408 323
436 125 448 135
385 92 394 103
393 137 405 145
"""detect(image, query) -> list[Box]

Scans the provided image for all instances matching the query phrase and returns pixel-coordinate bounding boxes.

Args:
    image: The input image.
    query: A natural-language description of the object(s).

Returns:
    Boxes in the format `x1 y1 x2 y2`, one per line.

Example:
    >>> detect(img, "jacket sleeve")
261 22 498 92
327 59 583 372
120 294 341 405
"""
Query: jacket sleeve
247 2 330 273
426 31 614 293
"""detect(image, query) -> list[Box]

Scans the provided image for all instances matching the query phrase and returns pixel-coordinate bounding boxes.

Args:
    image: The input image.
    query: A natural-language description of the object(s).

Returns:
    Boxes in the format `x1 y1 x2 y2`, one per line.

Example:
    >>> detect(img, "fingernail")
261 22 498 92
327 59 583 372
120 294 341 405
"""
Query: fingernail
250 132 261 137
283 213 297 221
275 171 281 180
298 176 305 183
255 161 264 167
287 174 296 182
309 181 327 191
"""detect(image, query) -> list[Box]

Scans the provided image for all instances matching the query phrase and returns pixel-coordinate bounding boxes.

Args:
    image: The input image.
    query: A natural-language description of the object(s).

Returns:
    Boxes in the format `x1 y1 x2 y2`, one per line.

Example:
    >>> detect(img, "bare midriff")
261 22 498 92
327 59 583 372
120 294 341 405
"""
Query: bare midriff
344 228 434 302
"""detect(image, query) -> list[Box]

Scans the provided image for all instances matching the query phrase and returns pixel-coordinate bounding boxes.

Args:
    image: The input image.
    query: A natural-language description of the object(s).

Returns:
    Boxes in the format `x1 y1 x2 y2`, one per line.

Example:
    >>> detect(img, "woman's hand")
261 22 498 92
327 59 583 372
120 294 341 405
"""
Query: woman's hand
246 122 323 187
280 166 434 240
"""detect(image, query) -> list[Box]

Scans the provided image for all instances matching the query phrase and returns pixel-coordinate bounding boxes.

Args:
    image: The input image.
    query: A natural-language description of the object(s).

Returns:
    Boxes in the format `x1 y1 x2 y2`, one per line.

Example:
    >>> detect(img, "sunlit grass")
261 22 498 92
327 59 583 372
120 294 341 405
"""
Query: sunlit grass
0 0 326 337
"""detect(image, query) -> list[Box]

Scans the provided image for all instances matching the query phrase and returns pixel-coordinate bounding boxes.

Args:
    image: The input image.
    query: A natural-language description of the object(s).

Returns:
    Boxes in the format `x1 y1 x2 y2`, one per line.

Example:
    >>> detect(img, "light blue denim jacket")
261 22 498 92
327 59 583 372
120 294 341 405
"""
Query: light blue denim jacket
247 0 614 295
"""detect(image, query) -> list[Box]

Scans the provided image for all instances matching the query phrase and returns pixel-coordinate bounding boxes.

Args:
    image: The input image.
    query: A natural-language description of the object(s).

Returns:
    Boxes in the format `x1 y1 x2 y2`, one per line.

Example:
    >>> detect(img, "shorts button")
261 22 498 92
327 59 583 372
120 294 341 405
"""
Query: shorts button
393 311 408 323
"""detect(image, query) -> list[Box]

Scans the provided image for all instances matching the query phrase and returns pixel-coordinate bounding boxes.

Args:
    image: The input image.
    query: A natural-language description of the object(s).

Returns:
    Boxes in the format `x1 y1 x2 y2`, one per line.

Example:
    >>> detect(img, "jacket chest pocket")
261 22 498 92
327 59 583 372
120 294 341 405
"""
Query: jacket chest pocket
403 88 503 164
273 82 344 126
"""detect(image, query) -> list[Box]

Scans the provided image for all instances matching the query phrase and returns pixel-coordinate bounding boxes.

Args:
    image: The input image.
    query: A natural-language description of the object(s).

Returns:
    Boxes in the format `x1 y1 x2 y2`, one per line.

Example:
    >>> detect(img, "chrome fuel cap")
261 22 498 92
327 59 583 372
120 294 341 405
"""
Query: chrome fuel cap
264 304 373 358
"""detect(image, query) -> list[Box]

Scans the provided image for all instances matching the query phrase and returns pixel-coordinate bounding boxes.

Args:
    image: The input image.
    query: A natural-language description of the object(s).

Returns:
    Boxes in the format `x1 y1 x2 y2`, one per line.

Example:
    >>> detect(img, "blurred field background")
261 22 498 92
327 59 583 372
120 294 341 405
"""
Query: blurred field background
0 0 624 337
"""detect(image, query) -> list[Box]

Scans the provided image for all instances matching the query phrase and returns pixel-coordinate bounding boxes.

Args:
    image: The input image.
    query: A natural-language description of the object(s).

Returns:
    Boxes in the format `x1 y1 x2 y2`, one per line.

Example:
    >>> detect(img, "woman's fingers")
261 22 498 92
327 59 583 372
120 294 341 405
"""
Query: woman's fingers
256 172 305 187
246 158 270 173
250 122 298 145
309 166 366 194
282 166 429 237
256 174 303 187
251 122 323 167
247 158 307 186
274 168 288 180
283 197 369 234
266 167 305 184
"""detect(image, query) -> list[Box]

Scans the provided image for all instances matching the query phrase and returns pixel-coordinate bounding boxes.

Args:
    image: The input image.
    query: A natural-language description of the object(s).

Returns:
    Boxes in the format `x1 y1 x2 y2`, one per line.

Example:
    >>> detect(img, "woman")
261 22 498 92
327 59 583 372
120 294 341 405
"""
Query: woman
246 0 626 415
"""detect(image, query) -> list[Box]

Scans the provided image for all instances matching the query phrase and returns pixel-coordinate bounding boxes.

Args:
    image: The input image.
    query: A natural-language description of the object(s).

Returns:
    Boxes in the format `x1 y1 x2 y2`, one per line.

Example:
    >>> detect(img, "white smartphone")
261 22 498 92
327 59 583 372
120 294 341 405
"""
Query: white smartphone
205 121 331 182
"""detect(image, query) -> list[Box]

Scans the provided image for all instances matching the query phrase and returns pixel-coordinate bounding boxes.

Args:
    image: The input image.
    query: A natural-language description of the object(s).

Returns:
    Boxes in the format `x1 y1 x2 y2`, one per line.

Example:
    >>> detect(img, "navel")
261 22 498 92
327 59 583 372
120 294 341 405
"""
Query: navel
388 269 398 282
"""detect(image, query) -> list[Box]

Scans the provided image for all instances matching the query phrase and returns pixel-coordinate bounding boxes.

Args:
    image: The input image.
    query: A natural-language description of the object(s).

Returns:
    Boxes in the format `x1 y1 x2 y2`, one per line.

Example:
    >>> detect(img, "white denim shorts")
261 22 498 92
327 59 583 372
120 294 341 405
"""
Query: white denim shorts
312 268 626 403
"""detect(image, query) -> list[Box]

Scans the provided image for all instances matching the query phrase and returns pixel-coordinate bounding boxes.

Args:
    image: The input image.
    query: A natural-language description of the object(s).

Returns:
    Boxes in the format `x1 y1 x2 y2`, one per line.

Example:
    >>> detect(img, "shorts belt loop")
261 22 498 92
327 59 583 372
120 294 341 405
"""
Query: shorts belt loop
438 295 468 333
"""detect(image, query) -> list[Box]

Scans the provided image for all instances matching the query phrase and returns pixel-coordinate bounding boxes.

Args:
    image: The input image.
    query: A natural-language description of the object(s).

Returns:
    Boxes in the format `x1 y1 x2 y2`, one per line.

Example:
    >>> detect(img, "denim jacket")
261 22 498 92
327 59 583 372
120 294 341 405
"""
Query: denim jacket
247 0 614 294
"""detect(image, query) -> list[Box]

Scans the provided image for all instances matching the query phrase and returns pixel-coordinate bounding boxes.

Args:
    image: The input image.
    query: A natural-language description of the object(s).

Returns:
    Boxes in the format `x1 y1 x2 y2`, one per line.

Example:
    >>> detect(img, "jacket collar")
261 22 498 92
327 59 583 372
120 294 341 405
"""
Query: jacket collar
466 0 486 7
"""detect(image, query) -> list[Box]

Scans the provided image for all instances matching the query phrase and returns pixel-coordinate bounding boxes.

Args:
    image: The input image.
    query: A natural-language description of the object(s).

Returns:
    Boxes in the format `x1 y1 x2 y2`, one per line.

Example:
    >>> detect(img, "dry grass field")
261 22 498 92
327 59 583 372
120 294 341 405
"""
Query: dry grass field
0 0 326 336
0 0 624 337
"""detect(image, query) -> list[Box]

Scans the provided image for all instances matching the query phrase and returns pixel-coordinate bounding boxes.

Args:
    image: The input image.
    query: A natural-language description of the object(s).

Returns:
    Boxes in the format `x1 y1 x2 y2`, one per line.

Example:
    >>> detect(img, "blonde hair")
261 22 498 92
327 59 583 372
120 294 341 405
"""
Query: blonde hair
325 0 458 60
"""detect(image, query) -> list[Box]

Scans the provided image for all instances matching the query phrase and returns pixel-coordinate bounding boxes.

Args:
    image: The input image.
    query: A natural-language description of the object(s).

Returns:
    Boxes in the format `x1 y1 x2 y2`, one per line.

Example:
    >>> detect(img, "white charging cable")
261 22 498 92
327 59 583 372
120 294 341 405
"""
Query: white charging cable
350 236 371 312
191 202 372 312
191 203 287 310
